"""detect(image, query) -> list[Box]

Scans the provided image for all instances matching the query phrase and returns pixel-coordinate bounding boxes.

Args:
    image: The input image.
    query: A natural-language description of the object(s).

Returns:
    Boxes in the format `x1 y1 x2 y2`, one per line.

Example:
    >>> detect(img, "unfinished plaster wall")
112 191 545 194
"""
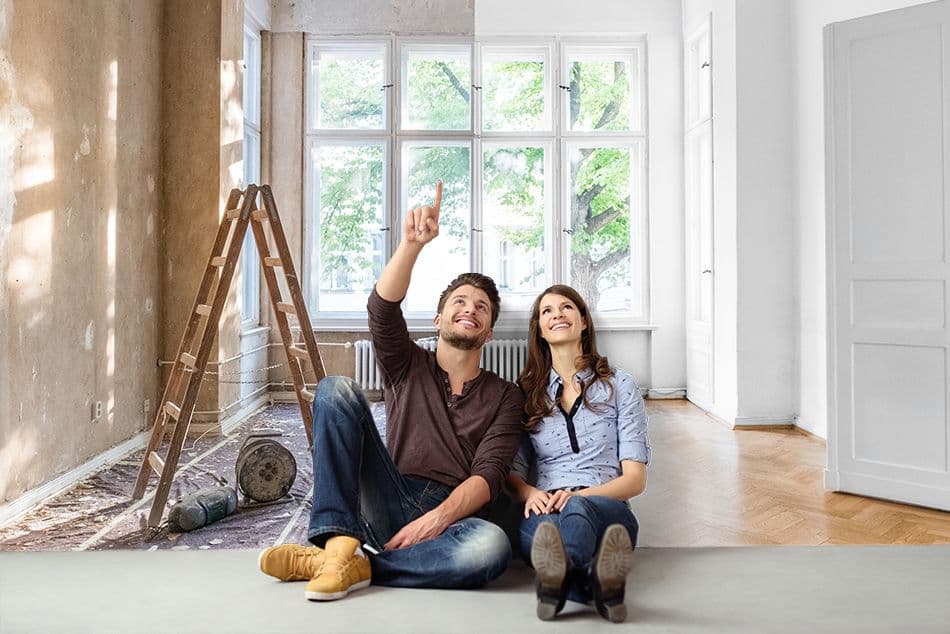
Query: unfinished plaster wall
263 32 307 382
1 1 163 504
162 1 251 430
271 0 474 35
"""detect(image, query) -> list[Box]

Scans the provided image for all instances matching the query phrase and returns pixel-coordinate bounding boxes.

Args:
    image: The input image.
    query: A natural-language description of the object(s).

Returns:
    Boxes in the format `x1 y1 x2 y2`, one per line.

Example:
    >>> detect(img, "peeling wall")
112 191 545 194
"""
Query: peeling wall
161 1 225 417
1 0 163 504
271 0 474 35
162 0 249 426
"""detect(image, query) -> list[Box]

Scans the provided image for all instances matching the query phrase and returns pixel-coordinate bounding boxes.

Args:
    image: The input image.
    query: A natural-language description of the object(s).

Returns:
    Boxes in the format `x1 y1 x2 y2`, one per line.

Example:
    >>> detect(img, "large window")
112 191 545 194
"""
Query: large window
305 37 647 326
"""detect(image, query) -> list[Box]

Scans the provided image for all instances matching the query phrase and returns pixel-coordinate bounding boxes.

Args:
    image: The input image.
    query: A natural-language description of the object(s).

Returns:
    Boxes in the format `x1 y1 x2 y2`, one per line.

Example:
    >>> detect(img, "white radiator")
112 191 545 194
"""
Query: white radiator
354 338 528 390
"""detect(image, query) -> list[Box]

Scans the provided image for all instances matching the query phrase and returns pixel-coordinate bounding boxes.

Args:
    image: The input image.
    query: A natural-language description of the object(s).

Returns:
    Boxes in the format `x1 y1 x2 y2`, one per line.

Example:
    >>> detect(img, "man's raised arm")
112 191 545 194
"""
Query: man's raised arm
375 181 442 302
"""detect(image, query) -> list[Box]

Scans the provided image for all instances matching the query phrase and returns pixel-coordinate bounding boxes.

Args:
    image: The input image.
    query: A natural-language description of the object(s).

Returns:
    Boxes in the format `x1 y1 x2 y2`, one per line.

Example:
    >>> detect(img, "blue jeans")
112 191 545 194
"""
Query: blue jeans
307 376 511 588
520 495 639 603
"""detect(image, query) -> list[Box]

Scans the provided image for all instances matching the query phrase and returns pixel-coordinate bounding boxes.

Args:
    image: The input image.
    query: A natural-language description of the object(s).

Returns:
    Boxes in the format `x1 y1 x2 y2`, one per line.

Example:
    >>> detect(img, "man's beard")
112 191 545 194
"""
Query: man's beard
439 327 489 351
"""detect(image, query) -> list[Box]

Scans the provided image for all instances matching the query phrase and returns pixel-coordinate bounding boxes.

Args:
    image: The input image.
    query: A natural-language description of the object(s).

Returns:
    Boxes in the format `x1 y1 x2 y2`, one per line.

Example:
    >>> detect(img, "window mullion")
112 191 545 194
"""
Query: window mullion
472 136 483 274
387 36 397 265
554 38 566 285
472 41 482 275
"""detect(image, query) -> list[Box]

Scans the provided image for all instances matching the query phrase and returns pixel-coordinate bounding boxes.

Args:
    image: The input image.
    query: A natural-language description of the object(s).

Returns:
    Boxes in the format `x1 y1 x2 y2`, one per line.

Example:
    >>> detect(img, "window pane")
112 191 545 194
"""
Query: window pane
482 146 547 311
243 29 261 126
566 51 636 132
482 54 546 131
403 144 470 313
314 48 385 130
403 48 471 130
241 130 261 324
313 144 385 312
568 146 633 313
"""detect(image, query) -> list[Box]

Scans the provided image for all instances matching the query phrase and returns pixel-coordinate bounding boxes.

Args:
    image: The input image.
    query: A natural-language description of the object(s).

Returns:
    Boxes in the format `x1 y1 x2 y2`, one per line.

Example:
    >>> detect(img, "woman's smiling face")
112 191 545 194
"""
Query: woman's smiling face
538 293 587 346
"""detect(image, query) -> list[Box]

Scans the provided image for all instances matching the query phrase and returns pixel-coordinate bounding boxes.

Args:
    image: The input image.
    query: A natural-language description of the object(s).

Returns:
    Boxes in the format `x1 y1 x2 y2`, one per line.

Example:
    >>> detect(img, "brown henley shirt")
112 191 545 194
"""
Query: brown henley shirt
367 288 524 502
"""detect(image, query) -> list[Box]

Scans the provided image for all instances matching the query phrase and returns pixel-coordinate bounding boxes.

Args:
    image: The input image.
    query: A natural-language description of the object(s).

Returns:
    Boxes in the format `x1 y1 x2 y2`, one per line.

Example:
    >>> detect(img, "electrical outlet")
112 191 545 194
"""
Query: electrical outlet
143 399 151 414
92 400 103 422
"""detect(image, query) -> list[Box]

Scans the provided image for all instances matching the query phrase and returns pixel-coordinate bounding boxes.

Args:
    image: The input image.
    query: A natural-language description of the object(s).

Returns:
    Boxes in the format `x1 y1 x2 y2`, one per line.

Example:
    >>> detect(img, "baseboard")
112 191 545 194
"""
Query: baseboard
269 391 300 403
0 393 272 530
186 393 271 437
733 415 797 428
0 430 149 528
647 387 685 399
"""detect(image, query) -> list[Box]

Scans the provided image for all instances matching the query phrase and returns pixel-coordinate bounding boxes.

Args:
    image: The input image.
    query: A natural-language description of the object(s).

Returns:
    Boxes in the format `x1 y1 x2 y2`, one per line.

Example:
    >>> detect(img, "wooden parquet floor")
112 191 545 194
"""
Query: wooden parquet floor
635 399 950 546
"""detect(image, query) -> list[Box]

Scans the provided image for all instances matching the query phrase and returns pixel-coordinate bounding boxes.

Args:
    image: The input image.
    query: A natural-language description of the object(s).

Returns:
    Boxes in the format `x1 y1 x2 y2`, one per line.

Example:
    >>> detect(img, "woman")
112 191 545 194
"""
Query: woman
508 285 649 623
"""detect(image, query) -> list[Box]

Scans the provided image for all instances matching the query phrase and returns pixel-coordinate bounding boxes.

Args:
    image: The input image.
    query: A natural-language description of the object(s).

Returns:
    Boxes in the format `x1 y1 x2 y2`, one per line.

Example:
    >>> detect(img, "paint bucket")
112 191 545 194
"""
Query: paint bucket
235 432 297 503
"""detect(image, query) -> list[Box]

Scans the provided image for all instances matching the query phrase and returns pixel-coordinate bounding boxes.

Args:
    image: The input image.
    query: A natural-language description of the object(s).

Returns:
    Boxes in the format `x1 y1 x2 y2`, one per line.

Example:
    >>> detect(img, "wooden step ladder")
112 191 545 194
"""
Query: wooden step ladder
132 184 326 528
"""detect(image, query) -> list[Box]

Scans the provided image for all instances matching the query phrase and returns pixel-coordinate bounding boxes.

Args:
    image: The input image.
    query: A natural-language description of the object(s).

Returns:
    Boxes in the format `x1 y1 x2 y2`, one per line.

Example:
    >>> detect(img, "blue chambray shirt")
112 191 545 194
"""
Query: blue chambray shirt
512 367 650 491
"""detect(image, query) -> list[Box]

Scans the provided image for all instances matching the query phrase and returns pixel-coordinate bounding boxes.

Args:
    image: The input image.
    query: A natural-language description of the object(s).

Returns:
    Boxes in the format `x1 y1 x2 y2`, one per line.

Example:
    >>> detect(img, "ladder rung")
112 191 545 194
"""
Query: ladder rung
164 402 181 421
225 208 241 220
148 451 165 476
276 302 296 315
263 257 282 267
210 256 227 267
288 346 309 360
180 353 197 368
251 209 268 221
300 389 315 402
195 304 212 316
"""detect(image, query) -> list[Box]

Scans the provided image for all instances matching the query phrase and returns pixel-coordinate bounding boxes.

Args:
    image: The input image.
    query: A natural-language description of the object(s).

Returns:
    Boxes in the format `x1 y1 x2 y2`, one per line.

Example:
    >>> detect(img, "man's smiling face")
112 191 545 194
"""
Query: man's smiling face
434 284 494 351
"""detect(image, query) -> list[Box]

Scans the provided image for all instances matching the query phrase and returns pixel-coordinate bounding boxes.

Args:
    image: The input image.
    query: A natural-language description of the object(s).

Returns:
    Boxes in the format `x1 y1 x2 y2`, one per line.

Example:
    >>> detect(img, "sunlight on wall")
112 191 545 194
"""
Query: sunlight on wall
221 59 243 146
0 426 38 503
6 210 53 315
1 6 35 216
228 158 244 186
107 60 117 121
106 209 116 391
12 125 54 192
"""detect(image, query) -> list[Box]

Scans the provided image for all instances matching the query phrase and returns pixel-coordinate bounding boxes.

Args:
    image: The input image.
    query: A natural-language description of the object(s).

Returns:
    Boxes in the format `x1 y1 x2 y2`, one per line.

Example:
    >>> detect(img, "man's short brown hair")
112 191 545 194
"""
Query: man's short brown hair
437 273 501 327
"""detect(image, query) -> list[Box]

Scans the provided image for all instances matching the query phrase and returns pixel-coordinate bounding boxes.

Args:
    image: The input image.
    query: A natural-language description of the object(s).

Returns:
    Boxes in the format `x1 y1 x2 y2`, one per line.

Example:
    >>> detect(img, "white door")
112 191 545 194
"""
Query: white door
827 0 950 510
685 17 714 410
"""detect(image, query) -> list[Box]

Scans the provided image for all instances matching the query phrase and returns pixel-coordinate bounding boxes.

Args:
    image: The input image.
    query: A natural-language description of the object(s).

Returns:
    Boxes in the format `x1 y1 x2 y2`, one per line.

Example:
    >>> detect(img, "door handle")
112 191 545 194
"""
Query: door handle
701 269 712 274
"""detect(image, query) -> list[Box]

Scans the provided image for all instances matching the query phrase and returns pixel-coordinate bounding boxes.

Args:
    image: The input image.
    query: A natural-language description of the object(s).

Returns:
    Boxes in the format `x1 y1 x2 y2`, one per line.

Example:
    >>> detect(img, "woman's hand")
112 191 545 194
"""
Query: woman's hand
524 487 553 517
545 489 576 513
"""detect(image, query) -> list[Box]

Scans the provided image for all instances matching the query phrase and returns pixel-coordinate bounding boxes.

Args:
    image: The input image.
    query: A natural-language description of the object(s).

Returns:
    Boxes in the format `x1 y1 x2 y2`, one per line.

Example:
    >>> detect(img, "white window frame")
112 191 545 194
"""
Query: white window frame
561 138 648 325
478 42 555 137
477 138 556 317
305 137 391 320
241 19 263 329
303 35 650 330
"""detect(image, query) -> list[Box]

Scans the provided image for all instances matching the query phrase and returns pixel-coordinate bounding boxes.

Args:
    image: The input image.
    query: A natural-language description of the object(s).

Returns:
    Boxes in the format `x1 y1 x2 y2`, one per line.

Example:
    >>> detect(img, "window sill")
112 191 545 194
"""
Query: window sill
240 325 271 338
294 317 657 334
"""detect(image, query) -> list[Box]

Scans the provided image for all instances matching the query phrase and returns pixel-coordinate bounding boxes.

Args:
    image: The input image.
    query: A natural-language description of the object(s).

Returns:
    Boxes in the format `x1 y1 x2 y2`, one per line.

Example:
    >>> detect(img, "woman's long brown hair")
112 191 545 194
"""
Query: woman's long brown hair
517 285 613 431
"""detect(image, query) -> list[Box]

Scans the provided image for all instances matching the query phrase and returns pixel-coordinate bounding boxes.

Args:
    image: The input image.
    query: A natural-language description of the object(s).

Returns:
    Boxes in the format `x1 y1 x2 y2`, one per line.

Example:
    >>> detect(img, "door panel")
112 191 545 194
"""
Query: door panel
685 16 714 410
827 0 950 510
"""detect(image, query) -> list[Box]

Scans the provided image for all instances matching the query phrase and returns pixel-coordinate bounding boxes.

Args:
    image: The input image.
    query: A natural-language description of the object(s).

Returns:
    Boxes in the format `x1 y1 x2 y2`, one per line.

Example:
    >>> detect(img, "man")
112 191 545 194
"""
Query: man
259 182 525 600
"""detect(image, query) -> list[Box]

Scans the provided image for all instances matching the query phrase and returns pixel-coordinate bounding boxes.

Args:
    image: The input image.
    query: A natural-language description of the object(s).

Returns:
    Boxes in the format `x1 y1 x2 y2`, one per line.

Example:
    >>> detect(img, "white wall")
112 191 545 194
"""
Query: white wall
791 0 935 437
735 0 796 423
476 0 686 394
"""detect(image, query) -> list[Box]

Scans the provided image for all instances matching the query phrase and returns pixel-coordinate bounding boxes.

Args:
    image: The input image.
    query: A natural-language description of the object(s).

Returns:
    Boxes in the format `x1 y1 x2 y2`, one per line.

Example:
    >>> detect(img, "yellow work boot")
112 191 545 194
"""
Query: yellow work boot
258 544 325 581
305 535 371 601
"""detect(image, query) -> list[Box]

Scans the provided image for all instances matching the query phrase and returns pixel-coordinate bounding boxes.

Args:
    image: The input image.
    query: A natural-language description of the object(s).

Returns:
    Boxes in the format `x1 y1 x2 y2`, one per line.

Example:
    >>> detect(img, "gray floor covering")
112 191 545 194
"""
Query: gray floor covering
2 546 949 634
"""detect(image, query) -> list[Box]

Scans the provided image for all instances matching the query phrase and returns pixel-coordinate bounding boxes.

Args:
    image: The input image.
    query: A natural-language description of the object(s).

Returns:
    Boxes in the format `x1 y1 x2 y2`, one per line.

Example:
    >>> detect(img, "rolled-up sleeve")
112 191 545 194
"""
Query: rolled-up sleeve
470 385 526 500
615 371 650 464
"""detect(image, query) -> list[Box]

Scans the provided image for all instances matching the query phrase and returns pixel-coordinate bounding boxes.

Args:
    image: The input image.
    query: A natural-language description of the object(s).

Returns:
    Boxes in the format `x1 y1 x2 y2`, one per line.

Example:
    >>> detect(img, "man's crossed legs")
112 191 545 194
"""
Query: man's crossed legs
259 377 511 599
